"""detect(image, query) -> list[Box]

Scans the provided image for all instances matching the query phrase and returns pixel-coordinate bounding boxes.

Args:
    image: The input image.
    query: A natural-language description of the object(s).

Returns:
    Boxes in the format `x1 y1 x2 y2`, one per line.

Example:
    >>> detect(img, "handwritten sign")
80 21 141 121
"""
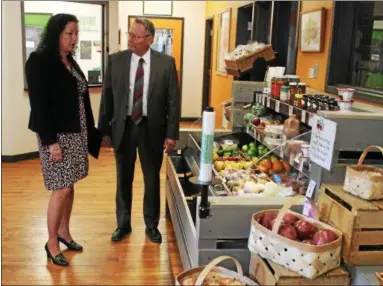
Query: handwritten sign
309 117 337 171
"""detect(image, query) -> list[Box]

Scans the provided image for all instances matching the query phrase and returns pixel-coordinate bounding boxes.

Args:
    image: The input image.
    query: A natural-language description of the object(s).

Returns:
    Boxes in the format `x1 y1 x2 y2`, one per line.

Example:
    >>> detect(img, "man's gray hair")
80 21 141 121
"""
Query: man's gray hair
134 17 155 37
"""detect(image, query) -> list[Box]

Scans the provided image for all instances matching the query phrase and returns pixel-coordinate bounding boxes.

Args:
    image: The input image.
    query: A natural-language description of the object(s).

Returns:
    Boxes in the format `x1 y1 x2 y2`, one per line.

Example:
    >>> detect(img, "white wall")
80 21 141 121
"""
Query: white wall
1 1 118 156
2 1 37 156
118 1 206 118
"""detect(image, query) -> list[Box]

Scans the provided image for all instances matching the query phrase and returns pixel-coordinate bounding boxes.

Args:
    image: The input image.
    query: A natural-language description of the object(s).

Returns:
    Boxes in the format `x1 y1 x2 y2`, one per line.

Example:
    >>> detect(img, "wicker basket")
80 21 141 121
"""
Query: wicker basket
225 66 240 77
236 51 260 72
343 145 383 200
225 45 276 73
260 45 276 62
225 59 238 69
175 255 258 285
248 196 343 279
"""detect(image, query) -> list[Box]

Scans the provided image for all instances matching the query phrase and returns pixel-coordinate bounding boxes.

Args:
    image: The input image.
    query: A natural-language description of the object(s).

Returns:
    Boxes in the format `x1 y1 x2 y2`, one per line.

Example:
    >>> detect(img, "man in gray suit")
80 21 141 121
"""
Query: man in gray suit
98 18 180 243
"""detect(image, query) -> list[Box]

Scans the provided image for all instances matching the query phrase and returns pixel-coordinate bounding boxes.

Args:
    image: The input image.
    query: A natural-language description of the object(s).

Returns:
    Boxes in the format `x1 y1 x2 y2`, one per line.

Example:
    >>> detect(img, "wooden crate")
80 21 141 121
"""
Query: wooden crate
318 184 383 266
249 253 350 286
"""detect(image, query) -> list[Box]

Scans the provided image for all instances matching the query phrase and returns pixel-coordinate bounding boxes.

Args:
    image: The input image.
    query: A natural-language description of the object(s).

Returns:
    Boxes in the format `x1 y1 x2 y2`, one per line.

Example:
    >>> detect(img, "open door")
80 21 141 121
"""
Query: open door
128 16 184 97
202 17 214 112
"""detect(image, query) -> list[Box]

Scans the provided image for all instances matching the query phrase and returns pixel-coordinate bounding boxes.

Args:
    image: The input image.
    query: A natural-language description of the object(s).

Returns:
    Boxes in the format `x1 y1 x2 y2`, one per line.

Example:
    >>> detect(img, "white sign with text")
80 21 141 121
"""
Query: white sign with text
309 117 337 171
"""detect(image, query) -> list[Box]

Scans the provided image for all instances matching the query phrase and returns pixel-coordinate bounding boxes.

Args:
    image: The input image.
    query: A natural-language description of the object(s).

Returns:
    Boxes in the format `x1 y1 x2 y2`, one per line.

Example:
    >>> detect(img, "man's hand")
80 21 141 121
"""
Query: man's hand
163 139 176 153
101 136 113 148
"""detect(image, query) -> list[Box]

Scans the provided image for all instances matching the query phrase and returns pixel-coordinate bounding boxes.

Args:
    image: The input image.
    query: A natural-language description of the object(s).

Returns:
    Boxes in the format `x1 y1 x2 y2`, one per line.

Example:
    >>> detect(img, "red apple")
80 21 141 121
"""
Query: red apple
252 117 261 126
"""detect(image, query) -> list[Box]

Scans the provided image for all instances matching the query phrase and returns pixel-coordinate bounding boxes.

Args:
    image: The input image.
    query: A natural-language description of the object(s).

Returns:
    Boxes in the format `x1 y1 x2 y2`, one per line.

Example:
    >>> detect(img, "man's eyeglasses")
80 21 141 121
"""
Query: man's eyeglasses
127 33 151 40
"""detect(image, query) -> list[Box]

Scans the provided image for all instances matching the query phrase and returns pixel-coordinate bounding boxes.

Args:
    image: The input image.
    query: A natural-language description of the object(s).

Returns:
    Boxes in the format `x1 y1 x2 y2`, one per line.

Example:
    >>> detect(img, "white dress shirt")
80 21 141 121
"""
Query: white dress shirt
128 49 151 116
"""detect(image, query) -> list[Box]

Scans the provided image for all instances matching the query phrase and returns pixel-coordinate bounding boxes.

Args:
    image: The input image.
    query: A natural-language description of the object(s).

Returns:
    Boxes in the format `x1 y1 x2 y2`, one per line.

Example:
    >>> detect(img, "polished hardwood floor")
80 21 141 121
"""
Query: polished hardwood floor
2 148 183 285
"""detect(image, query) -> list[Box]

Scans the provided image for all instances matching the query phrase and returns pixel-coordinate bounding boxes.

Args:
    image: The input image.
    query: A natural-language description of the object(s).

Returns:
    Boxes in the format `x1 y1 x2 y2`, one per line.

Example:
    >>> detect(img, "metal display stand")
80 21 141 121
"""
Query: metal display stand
166 132 302 273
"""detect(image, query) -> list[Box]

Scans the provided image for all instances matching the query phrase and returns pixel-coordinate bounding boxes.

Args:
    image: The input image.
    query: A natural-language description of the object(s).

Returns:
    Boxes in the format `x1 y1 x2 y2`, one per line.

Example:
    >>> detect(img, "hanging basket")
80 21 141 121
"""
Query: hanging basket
225 45 276 72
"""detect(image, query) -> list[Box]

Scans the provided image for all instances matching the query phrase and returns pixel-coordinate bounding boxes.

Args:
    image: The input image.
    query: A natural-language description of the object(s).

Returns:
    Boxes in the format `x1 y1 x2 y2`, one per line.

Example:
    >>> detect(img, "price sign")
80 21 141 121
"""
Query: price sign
305 180 317 198
301 110 307 123
289 105 294 116
308 114 315 127
303 180 317 217
275 101 280 112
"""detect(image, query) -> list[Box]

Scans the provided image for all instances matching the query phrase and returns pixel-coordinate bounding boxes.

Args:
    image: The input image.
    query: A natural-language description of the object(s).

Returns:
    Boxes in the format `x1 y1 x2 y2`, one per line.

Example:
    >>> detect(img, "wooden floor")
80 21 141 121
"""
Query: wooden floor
2 148 183 285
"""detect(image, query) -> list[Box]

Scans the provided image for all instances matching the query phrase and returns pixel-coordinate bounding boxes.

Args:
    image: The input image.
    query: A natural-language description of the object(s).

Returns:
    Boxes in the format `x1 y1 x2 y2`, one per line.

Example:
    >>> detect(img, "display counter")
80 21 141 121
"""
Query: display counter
166 131 303 273
168 81 383 283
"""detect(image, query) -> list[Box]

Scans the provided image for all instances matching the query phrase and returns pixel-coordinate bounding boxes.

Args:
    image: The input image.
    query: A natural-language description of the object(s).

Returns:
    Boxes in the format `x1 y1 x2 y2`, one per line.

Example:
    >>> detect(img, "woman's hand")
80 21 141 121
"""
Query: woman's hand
49 143 62 162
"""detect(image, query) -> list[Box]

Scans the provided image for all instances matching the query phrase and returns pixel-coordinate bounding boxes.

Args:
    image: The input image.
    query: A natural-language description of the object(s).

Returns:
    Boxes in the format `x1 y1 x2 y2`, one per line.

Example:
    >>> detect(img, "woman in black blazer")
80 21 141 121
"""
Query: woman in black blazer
26 14 101 266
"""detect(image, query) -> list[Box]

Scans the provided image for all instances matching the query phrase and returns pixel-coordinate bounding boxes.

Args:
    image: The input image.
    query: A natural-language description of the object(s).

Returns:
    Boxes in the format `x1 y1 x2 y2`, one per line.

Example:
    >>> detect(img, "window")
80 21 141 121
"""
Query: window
22 1 107 88
327 1 383 104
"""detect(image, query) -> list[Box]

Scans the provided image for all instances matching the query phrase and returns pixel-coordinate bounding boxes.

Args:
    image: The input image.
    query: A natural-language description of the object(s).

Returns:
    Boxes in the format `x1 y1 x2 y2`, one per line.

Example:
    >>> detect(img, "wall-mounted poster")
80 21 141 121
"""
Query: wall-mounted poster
24 13 52 61
80 40 92 59
93 40 102 53
216 9 231 75
300 8 326 53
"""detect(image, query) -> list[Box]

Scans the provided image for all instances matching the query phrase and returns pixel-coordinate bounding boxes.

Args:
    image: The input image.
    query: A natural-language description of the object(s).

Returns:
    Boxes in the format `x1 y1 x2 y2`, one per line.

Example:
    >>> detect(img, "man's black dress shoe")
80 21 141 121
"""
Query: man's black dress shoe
58 236 83 251
146 228 162 243
111 226 132 241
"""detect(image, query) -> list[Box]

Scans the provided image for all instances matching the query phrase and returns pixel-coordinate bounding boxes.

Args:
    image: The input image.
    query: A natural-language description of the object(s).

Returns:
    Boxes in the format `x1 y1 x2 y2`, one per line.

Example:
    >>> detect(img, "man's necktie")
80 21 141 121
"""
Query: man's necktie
131 58 145 124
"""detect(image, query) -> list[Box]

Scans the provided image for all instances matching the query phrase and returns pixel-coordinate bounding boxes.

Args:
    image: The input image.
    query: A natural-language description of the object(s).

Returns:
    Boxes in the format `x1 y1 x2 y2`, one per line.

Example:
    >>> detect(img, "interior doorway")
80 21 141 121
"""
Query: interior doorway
201 17 214 113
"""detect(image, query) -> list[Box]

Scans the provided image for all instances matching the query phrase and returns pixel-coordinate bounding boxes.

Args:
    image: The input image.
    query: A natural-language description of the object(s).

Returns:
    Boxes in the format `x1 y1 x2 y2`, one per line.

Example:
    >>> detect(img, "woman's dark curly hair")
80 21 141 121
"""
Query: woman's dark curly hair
37 13 78 58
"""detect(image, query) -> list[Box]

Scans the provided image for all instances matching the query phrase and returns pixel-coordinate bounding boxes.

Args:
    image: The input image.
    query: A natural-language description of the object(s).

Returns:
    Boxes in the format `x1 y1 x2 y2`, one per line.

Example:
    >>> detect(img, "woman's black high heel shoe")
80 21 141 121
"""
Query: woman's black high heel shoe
44 243 69 266
58 236 83 251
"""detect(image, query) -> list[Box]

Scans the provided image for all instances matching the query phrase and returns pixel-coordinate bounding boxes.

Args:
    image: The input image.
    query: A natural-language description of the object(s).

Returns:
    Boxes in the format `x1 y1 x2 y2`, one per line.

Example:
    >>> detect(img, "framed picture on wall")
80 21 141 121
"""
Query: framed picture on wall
216 9 231 75
143 1 172 16
300 8 326 52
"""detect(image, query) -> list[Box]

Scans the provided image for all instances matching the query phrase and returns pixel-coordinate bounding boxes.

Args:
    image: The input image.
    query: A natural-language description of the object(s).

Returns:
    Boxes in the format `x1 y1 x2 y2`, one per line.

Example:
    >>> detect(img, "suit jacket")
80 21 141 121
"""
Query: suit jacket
98 49 180 151
26 50 101 158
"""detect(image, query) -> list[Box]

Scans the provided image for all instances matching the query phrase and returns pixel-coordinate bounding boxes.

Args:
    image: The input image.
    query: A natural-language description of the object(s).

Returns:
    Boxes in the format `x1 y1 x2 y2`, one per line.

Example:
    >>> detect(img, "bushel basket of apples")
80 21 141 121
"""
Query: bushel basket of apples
248 195 342 279
176 256 257 286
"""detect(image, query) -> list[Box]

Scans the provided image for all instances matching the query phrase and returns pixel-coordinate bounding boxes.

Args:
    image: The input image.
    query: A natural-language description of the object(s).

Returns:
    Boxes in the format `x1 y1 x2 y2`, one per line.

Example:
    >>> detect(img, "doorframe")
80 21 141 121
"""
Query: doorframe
201 16 214 114
128 15 185 115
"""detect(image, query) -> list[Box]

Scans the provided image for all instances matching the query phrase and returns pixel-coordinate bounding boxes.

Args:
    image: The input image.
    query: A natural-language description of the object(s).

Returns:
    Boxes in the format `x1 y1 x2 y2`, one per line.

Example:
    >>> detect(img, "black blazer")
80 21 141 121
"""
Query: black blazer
26 50 101 158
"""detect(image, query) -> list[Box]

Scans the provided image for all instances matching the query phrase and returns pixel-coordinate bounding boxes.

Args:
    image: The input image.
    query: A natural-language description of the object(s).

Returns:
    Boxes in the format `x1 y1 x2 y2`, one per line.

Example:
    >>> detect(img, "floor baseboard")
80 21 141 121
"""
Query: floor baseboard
2 151 39 163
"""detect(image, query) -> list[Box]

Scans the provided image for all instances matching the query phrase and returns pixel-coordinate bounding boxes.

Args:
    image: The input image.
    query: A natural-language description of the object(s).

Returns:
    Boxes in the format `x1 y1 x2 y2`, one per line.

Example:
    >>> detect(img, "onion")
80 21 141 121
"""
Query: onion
278 224 297 240
283 213 300 225
313 229 338 246
294 220 317 240
262 213 277 229
255 215 263 224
